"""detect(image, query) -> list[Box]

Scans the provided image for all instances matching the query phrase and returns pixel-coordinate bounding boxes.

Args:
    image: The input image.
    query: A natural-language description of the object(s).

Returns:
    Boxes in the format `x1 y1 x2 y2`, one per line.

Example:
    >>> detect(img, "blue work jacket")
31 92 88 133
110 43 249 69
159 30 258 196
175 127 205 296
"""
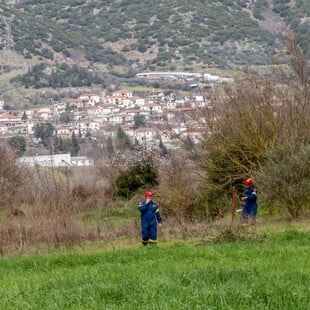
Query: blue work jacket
139 199 162 225
244 185 258 208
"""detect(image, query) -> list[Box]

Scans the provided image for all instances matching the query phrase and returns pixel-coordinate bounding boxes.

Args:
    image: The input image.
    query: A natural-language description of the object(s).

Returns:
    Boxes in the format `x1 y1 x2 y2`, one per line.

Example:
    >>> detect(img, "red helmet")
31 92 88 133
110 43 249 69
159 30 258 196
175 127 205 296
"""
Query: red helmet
144 191 154 197
244 178 254 185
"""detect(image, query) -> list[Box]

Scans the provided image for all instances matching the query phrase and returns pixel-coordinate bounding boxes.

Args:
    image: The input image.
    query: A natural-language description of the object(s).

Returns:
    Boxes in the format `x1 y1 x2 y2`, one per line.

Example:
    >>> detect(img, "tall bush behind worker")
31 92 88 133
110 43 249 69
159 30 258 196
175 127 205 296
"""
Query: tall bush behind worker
138 191 162 245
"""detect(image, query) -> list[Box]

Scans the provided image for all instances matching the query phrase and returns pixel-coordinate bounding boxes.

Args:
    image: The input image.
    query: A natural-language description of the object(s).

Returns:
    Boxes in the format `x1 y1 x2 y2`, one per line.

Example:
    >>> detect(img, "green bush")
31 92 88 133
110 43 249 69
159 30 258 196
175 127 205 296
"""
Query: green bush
8 136 27 155
116 163 158 199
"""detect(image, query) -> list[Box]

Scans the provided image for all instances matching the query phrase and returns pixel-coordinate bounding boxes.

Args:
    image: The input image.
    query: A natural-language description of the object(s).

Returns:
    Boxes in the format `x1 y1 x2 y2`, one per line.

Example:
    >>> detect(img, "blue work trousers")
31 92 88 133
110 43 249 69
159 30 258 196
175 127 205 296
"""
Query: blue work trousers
242 204 258 221
141 221 157 242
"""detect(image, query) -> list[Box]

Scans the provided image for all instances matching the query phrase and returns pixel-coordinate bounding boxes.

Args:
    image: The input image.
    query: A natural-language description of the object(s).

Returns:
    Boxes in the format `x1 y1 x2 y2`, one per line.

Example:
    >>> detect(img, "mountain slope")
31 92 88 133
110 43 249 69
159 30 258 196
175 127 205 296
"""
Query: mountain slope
0 1 308 88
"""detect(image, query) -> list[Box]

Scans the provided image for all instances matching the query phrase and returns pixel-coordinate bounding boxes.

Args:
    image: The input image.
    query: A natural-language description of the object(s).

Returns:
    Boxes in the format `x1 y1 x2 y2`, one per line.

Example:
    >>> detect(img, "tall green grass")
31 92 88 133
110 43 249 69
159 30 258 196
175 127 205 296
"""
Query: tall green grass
0 229 309 309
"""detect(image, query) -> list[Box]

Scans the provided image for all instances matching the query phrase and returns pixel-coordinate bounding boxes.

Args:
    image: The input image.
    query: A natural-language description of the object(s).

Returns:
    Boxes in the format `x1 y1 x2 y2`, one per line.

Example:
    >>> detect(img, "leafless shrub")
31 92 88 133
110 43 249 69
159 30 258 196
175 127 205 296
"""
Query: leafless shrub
286 28 309 87
257 143 310 219
0 154 124 256
157 150 204 220
0 144 25 210
190 31 310 219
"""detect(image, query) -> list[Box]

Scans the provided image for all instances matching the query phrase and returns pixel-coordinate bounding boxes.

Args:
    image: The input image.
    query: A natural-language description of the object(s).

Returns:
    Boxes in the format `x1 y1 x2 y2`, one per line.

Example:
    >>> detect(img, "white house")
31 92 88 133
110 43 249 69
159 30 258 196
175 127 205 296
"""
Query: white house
110 113 134 124
112 89 133 98
148 89 165 101
34 107 52 121
55 126 72 138
79 93 101 105
55 102 67 115
87 107 102 116
134 98 145 107
71 156 93 166
0 125 8 135
78 122 88 134
122 98 135 109
135 127 159 146
140 103 162 113
107 90 133 106
190 95 210 108
0 112 23 127
122 126 135 140
26 122 35 135
165 101 177 110
100 105 120 115
88 122 100 131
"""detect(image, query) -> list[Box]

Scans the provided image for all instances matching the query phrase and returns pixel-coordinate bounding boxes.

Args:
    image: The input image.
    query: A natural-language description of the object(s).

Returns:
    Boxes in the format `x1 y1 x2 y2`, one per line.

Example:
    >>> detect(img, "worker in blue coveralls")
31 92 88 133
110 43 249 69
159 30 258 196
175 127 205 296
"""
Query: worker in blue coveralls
240 178 258 224
138 191 162 245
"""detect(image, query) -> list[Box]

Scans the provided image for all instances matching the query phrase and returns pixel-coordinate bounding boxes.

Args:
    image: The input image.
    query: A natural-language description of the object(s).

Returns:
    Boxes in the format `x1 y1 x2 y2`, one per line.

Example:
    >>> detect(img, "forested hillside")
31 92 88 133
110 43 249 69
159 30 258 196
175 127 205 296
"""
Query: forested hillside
0 0 309 70
0 0 309 105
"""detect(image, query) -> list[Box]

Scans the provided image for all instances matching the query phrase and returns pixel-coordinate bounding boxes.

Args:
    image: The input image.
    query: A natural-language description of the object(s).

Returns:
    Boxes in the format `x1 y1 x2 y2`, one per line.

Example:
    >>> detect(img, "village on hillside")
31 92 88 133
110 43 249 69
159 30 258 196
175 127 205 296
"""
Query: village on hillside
0 72 232 166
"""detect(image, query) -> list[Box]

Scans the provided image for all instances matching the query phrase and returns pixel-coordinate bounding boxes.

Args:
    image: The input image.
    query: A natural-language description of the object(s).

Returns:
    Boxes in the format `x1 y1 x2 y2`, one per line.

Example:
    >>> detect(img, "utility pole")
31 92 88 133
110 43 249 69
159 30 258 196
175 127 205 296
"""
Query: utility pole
231 186 237 225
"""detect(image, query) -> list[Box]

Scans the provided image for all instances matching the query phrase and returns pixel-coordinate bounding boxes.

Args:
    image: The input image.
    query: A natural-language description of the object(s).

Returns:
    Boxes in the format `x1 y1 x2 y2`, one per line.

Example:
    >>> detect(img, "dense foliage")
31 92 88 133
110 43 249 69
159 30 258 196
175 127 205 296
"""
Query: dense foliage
0 0 309 72
116 163 158 198
8 135 26 155
33 122 55 147
197 35 310 218
10 63 105 89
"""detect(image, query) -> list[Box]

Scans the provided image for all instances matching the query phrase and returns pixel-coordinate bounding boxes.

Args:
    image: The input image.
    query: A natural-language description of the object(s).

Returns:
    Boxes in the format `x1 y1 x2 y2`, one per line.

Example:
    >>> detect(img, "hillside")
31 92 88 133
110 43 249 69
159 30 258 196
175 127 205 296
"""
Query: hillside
0 0 309 105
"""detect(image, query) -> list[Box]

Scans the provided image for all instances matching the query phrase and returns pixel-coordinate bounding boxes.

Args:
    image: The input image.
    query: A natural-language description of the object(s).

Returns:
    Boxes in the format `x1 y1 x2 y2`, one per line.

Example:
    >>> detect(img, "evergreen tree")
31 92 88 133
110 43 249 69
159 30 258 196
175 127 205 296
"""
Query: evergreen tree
116 163 158 198
159 136 168 157
116 126 131 150
21 111 28 121
33 122 54 148
8 136 27 155
53 135 71 154
133 115 146 130
71 131 80 156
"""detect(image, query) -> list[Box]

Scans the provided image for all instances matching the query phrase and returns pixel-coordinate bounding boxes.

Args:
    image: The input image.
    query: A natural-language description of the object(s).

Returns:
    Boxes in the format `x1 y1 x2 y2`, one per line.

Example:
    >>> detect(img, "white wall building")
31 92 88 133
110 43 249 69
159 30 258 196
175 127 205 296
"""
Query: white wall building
17 154 72 167
17 153 93 167
71 156 93 166
0 125 8 135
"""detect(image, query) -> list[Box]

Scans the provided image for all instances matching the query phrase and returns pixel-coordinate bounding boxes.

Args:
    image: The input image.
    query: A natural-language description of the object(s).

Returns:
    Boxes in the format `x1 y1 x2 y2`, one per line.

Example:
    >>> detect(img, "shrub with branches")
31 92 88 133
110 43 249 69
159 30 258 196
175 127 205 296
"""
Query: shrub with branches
200 76 280 213
0 145 24 209
198 32 309 218
257 143 310 219
157 151 203 220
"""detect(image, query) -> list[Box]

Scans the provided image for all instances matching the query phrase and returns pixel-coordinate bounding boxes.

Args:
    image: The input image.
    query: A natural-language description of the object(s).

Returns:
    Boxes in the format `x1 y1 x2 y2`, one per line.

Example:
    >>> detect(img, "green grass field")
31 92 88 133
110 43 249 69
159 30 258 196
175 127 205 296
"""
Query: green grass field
0 228 309 310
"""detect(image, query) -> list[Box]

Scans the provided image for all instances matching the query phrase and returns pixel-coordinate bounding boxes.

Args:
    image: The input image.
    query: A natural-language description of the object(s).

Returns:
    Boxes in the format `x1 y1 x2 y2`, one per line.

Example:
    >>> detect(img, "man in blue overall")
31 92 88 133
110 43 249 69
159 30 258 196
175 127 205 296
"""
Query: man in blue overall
138 191 162 245
241 178 258 224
